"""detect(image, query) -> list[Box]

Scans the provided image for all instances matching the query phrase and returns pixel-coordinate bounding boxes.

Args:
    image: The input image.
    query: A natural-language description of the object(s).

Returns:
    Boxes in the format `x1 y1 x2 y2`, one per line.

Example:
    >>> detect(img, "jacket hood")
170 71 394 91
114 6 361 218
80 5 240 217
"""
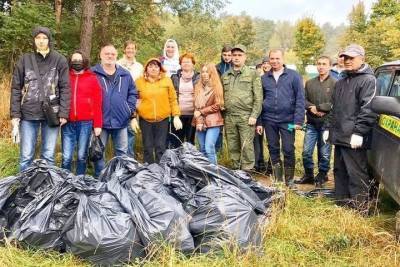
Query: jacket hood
32 26 52 51
342 63 374 78
162 39 180 62
91 64 130 78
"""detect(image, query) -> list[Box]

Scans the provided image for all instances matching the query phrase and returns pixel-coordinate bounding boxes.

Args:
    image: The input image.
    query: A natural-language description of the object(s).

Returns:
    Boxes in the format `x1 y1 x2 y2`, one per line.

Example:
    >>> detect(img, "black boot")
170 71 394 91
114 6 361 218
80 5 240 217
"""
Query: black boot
266 159 273 176
272 163 283 182
284 166 295 188
315 171 328 188
294 168 314 184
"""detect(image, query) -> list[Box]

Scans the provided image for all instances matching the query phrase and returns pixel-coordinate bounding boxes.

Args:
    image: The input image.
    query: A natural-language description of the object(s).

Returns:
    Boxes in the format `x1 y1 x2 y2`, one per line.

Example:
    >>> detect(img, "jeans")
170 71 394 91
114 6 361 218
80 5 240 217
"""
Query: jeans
19 120 59 171
302 124 332 173
197 126 221 164
61 120 93 175
127 122 136 157
140 118 169 164
94 127 128 177
263 121 295 168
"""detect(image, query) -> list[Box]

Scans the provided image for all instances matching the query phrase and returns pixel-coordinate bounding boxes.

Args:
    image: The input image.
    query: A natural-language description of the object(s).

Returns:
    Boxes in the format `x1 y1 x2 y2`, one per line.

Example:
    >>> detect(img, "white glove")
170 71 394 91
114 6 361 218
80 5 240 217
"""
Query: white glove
173 116 182 130
322 130 329 143
350 134 363 149
130 118 140 133
11 119 20 144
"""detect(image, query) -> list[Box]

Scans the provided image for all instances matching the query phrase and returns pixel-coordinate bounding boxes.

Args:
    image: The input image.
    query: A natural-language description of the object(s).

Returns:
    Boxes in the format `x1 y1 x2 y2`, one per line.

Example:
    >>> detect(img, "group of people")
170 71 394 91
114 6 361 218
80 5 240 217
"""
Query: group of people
10 26 377 212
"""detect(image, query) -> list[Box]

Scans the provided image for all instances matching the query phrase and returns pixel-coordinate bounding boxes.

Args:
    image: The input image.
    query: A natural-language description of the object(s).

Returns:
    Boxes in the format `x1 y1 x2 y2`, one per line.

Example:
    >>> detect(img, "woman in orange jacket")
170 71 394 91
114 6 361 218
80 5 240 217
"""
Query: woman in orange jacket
135 58 182 163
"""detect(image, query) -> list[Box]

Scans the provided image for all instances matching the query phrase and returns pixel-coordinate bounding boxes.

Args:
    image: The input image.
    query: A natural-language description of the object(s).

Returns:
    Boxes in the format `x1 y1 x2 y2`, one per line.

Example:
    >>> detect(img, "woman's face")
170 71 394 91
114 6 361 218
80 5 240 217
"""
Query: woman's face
166 42 176 58
181 57 194 72
201 66 210 83
71 53 83 62
146 62 160 78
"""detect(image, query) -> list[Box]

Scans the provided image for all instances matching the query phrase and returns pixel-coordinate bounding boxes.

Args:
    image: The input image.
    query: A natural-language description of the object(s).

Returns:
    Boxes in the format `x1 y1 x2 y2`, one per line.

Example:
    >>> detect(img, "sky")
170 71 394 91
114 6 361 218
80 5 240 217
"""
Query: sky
223 0 376 26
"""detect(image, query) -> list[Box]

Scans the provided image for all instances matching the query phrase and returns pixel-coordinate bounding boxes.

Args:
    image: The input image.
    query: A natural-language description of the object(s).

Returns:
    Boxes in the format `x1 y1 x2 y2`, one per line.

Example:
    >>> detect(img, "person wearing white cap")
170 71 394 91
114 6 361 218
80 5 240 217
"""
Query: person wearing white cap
323 44 377 213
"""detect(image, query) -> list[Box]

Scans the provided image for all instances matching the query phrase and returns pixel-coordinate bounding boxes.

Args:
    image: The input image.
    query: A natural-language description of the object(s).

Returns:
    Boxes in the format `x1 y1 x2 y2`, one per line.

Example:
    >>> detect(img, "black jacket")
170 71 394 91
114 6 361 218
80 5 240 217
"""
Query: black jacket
171 69 200 103
326 64 377 148
10 27 70 120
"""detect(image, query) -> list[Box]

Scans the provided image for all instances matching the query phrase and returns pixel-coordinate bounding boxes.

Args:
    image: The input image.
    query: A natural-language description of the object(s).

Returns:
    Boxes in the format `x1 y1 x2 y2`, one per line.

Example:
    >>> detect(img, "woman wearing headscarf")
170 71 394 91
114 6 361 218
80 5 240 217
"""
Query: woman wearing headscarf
135 58 182 163
161 39 180 77
193 63 224 164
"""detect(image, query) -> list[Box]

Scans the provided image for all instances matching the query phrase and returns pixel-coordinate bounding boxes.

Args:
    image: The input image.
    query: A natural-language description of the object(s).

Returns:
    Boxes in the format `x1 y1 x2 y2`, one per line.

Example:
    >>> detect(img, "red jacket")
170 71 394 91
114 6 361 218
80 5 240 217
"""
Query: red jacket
68 69 102 128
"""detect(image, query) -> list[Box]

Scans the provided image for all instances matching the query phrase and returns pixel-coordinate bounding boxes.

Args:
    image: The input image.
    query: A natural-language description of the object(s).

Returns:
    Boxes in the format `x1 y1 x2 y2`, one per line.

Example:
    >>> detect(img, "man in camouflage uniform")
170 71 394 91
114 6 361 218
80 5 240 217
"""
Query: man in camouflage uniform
222 44 262 171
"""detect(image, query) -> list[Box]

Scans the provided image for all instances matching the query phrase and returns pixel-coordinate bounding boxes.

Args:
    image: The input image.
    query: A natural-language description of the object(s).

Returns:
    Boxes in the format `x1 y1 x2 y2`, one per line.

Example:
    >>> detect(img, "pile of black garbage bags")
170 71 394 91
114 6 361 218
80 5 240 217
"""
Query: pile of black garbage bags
0 143 283 265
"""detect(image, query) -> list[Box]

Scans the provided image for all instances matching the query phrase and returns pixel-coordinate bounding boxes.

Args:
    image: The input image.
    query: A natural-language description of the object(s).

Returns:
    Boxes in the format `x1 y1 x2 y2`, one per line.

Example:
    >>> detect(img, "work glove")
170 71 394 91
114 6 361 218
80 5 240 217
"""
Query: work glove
322 130 329 144
11 118 20 144
173 116 183 130
130 118 140 133
350 134 363 149
93 127 102 137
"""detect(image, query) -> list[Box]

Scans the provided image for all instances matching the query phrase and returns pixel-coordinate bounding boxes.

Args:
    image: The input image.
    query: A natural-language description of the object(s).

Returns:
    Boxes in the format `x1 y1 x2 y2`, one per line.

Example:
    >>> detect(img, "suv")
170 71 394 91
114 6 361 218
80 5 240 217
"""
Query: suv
369 61 400 210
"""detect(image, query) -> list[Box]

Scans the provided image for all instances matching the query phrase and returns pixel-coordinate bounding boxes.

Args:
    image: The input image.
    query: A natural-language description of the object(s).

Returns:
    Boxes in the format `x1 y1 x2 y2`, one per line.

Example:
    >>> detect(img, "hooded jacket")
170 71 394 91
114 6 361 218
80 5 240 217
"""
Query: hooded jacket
325 64 377 148
260 67 305 124
68 69 103 128
216 57 231 77
160 39 180 77
10 26 70 120
91 64 137 129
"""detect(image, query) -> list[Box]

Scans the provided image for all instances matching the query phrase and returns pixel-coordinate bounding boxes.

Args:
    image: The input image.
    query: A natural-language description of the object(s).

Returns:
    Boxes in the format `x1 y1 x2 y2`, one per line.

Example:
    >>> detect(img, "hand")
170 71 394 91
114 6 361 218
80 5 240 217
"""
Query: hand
294 124 303 130
309 106 318 114
194 110 201 118
11 120 20 144
350 134 363 149
256 126 263 135
11 118 20 127
173 116 183 130
196 124 204 131
316 111 326 117
59 118 67 126
323 130 329 143
248 117 257 126
130 118 140 133
93 127 102 137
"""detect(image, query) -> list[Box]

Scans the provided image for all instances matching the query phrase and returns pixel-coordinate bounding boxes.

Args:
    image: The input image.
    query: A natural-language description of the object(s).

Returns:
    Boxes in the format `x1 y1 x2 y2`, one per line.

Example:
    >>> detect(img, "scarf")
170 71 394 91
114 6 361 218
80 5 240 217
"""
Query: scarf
181 71 194 83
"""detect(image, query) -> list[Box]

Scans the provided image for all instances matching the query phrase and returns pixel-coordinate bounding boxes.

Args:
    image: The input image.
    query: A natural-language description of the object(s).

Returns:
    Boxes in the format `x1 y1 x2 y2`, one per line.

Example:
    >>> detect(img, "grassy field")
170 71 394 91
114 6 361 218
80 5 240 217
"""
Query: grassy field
0 76 399 266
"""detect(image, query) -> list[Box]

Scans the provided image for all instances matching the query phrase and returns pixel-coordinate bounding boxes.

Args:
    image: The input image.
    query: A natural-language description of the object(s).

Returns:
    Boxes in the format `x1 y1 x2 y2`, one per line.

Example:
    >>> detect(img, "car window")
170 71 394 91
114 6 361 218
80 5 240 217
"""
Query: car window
389 72 400 97
376 71 392 96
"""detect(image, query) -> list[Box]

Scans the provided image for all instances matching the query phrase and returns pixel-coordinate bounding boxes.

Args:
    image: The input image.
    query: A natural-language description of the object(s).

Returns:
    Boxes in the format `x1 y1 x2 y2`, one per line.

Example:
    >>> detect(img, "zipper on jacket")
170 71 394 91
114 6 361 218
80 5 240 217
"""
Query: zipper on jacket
74 75 79 119
102 77 108 93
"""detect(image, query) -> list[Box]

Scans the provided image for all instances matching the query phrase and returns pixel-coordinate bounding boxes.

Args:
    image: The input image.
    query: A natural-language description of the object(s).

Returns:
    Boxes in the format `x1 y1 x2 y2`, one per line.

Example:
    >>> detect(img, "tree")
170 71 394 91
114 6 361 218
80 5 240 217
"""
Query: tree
55 0 62 49
268 21 295 51
293 17 325 74
80 0 95 59
340 1 367 46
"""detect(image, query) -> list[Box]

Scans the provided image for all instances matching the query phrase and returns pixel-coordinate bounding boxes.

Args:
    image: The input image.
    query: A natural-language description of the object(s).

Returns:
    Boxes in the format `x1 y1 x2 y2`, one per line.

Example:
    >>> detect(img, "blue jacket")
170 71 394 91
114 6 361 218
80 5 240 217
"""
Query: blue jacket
260 67 305 124
92 64 137 129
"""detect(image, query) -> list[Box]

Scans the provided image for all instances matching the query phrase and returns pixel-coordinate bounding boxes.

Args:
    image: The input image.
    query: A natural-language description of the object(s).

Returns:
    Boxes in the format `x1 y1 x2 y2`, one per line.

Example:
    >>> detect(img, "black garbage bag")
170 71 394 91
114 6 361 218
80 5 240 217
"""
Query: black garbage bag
88 135 104 162
186 185 263 253
99 156 142 183
63 191 145 265
0 175 23 238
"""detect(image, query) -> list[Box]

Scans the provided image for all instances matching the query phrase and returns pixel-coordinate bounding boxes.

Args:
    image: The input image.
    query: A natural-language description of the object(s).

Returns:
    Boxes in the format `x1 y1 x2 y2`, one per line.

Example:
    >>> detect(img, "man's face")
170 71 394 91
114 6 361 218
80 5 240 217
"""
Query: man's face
100 46 118 66
337 56 344 68
231 50 246 68
221 51 232 63
316 58 331 76
34 33 49 51
269 51 284 71
262 62 271 72
343 55 364 72
124 44 137 59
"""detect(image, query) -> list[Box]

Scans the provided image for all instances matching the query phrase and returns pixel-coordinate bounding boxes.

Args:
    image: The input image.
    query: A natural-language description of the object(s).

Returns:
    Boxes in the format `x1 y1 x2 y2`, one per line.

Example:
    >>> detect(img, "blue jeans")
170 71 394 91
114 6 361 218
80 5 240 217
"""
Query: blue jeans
61 121 93 175
94 127 128 177
19 120 59 171
197 126 221 164
302 124 332 173
127 122 136 157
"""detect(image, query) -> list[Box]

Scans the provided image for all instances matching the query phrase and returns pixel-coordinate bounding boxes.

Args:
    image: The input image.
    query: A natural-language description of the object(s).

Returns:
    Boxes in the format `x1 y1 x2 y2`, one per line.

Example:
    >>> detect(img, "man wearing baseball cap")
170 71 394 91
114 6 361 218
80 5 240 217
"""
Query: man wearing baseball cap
222 44 262 171
323 44 377 213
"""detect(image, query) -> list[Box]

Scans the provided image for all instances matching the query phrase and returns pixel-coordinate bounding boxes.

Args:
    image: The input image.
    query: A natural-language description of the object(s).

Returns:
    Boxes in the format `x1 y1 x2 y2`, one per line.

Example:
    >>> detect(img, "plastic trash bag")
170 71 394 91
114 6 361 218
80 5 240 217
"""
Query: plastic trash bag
88 135 104 162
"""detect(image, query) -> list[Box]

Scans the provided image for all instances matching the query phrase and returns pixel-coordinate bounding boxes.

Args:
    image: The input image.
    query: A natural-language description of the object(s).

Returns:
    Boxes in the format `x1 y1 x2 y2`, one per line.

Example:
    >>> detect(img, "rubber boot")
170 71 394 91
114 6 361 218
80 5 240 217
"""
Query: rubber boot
284 166 295 188
294 168 314 184
272 163 283 182
315 171 328 188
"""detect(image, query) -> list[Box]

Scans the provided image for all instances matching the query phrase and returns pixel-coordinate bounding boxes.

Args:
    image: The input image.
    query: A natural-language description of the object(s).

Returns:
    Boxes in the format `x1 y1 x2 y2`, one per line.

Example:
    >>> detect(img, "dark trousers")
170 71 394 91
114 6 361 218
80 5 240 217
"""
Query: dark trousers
140 118 169 164
169 115 195 148
254 132 266 169
215 127 224 153
334 146 371 206
264 121 295 168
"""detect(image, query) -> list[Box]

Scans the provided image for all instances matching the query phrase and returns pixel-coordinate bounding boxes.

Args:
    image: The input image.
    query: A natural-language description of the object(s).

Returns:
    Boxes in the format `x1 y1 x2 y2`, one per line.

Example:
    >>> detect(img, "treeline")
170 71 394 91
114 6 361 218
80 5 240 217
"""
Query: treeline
0 0 399 72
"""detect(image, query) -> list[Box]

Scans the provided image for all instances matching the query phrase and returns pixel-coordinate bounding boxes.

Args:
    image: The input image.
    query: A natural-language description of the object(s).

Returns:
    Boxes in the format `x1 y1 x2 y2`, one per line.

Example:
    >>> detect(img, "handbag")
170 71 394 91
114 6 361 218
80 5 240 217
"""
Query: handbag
89 134 104 162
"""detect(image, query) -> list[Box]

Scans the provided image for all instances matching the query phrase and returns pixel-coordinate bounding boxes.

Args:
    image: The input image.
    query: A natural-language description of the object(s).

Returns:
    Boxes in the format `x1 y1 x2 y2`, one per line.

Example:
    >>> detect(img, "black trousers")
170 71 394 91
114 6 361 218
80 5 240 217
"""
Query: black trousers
169 115 195 148
264 121 295 168
140 118 169 164
334 145 371 207
254 132 265 169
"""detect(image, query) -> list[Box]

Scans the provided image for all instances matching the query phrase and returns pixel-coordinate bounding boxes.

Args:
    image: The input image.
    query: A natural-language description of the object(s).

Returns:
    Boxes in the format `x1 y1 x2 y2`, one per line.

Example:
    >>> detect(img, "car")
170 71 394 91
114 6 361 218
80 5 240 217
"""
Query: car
368 60 400 235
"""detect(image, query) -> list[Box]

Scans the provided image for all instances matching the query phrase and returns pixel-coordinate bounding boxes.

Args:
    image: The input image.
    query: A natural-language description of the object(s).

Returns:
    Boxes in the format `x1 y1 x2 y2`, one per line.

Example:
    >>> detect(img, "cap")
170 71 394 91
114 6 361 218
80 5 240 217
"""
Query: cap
231 44 247 53
339 44 365 57
262 56 269 63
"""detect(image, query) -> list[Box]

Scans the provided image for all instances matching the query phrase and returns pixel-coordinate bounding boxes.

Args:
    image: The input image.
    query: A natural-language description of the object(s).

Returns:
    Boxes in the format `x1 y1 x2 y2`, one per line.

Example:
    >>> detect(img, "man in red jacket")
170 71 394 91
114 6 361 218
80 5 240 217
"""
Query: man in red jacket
61 50 102 175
